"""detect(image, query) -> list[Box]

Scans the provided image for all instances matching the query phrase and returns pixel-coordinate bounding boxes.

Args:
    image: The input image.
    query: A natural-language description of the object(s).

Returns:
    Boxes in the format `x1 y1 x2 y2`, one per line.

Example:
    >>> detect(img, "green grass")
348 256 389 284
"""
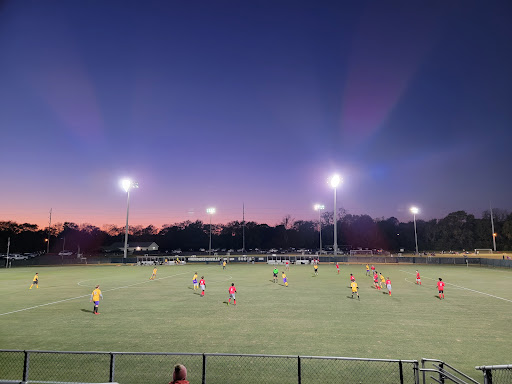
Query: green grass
0 263 511 383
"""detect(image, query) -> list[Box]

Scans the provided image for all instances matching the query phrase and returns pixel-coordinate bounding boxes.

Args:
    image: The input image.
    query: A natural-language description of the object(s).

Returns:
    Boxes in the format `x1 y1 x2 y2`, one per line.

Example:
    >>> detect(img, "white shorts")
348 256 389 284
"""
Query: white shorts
200 285 205 291
387 284 392 291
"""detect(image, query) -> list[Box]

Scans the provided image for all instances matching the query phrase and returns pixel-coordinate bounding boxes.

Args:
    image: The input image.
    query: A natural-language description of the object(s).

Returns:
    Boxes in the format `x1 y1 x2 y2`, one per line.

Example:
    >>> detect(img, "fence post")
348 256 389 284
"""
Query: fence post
399 360 404 384
109 353 115 382
22 350 30 383
439 361 445 384
297 356 301 384
483 368 493 384
413 361 419 384
202 353 206 384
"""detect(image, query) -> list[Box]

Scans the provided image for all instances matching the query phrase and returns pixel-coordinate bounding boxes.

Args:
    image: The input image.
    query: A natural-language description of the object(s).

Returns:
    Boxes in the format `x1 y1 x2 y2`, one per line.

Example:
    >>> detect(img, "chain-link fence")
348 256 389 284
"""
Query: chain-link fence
476 365 512 384
3 350 505 384
0 350 420 384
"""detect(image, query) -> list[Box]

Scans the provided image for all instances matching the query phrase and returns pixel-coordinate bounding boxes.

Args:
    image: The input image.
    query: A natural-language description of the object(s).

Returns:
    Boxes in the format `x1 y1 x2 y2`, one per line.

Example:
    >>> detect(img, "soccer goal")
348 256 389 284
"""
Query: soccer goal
474 249 493 255
350 250 373 256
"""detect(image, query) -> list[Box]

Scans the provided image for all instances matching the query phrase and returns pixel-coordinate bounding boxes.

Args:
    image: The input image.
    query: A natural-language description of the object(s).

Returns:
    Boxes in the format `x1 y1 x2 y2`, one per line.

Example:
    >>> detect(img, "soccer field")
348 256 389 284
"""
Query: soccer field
1 262 511 381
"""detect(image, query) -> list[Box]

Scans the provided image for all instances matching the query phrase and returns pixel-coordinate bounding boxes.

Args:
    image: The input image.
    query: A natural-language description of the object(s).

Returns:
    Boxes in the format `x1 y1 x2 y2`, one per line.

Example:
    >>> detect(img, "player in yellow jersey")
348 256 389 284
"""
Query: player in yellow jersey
193 272 198 290
281 271 288 287
365 264 370 276
29 273 39 289
350 280 360 300
222 260 226 270
90 285 103 315
150 267 157 280
379 273 385 289
314 264 318 276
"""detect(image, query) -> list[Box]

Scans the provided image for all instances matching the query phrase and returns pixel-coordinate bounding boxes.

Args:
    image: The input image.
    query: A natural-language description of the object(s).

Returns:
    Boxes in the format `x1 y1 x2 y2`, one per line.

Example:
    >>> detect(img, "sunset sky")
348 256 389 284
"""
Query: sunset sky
1 1 511 230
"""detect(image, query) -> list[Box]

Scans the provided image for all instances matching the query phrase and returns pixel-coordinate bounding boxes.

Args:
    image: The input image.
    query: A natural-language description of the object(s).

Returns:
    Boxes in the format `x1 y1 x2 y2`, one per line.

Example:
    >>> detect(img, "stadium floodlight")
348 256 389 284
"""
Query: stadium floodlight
410 206 419 255
329 175 343 255
314 204 325 253
121 179 139 259
207 208 216 256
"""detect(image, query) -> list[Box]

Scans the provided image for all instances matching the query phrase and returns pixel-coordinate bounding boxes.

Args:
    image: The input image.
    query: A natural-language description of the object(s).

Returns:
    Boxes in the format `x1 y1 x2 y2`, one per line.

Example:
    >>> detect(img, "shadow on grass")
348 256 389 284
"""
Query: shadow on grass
81 309 94 313
193 292 202 296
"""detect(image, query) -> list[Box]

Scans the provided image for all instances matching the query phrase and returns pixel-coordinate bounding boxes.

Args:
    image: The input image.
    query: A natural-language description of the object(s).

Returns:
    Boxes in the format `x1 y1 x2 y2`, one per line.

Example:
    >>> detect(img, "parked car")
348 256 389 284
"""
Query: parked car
58 250 73 256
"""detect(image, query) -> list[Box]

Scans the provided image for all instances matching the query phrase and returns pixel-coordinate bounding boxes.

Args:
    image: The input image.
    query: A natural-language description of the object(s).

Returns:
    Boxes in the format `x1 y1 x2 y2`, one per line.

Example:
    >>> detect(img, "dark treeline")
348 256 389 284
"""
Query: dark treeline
1 209 511 254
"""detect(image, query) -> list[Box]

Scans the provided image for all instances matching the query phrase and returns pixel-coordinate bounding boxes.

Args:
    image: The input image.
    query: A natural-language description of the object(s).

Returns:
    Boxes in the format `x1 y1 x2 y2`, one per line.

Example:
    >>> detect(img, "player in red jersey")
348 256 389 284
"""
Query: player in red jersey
416 270 421 285
371 265 375 274
335 262 340 274
385 277 392 296
228 283 237 305
350 273 355 282
199 276 206 297
373 272 381 290
437 278 445 299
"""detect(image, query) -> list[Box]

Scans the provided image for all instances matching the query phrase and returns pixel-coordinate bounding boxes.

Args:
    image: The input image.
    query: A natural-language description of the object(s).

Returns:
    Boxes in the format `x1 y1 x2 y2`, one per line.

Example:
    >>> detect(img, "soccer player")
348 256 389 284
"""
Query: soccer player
273 267 279 283
379 273 385 289
365 264 370 276
193 272 198 290
282 271 288 287
176 257 180 265
150 267 157 280
371 265 375 274
437 278 445 299
29 273 39 289
90 285 103 315
416 270 422 285
199 276 206 297
285 260 290 270
373 272 381 290
314 264 318 276
335 262 340 274
350 280 359 300
350 273 355 282
222 260 226 270
228 283 237 305
386 277 392 296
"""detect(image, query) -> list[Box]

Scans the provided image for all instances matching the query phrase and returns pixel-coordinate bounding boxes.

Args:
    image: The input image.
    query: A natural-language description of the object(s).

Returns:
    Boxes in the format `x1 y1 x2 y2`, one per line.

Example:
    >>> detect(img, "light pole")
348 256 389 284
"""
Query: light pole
490 204 497 252
314 204 325 254
410 206 419 255
121 179 139 259
330 174 342 256
207 207 216 256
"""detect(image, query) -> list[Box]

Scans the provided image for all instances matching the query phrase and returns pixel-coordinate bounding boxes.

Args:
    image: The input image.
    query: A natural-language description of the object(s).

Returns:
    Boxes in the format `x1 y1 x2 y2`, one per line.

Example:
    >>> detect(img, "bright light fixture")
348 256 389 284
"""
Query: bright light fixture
207 207 216 214
330 174 341 188
314 204 325 211
410 206 419 215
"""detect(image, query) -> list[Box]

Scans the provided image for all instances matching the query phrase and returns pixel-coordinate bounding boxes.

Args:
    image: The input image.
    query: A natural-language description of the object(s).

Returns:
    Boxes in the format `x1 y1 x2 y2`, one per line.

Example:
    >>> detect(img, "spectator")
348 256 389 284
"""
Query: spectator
169 364 189 384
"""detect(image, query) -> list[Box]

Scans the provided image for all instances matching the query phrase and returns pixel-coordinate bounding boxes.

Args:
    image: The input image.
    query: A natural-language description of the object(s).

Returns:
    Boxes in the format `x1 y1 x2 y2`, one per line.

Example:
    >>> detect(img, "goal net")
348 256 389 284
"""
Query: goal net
474 249 493 255
350 250 373 256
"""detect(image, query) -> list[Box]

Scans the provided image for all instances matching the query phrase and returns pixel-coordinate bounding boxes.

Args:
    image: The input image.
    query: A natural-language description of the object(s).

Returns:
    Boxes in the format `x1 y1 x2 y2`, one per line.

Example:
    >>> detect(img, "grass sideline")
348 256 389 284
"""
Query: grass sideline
0 263 511 382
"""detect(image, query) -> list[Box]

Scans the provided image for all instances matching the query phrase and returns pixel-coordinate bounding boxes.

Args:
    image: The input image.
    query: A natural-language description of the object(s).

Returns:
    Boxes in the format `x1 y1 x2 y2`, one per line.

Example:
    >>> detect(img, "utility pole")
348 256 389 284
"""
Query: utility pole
242 203 245 253
490 202 496 252
47 208 52 253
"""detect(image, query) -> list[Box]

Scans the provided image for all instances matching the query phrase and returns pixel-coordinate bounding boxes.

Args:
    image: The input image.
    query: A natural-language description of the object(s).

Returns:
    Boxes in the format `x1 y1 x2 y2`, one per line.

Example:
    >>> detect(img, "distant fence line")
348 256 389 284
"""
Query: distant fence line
4 254 512 268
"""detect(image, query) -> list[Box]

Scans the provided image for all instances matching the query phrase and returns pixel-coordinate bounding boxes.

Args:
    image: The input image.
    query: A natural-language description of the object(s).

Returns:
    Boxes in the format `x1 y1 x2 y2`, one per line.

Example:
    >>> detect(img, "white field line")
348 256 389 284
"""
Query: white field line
1 266 224 317
400 270 512 303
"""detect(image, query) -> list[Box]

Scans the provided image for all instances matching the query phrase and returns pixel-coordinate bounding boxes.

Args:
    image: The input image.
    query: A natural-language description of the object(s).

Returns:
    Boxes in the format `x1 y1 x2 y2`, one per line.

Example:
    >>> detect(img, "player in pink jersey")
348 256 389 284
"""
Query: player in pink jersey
228 283 237 305
437 278 445 299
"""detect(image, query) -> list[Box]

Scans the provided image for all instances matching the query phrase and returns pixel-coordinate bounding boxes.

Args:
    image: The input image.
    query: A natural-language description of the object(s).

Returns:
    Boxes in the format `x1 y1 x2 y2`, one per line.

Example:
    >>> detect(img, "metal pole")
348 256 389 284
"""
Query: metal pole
319 210 322 253
413 214 419 255
209 215 212 257
124 189 130 259
333 187 337 256
490 203 496 252
6 237 10 268
242 203 245 253
62 237 66 252
47 208 52 253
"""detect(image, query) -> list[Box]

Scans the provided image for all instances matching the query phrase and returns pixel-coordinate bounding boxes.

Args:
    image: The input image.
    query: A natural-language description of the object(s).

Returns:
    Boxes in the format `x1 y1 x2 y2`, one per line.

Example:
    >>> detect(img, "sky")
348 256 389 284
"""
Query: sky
0 0 511 230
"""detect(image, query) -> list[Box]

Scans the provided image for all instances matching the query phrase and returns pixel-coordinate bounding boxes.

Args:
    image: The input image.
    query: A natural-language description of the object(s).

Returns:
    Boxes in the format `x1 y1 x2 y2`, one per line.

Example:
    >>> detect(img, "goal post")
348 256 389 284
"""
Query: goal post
474 249 493 255
350 250 373 256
